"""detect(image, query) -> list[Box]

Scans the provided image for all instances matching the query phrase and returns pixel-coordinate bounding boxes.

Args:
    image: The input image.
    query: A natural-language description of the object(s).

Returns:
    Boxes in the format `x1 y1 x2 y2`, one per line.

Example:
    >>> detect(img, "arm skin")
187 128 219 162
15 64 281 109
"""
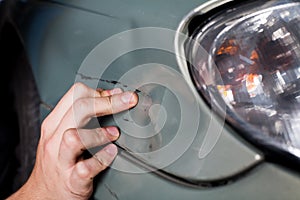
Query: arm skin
7 82 138 200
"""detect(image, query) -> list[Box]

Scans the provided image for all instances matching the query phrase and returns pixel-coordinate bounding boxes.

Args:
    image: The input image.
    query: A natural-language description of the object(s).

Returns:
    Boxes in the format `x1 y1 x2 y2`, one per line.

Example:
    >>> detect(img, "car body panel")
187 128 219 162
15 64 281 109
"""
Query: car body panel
95 161 300 200
15 0 300 198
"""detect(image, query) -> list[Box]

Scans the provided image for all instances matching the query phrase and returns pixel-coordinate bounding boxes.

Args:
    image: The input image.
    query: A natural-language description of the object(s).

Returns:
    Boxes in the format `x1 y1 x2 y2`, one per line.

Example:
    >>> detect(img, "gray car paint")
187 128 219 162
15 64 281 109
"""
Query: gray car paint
18 0 300 199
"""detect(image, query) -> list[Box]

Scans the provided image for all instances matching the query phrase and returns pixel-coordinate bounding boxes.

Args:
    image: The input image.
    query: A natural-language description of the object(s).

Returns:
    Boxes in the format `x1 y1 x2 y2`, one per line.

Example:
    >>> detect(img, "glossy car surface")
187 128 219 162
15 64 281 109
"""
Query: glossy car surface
2 0 300 199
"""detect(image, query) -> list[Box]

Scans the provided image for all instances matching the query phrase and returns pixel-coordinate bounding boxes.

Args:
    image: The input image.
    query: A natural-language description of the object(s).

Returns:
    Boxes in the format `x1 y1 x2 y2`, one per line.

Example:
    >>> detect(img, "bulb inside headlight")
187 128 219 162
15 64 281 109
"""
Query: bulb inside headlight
187 1 300 158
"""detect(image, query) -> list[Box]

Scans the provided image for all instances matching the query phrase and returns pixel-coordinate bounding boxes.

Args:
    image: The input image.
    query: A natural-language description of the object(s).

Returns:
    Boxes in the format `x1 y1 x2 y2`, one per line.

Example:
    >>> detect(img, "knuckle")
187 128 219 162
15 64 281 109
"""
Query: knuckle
71 82 89 98
95 128 107 144
76 161 92 179
72 82 88 93
74 98 90 113
94 154 107 169
102 96 113 114
63 128 81 149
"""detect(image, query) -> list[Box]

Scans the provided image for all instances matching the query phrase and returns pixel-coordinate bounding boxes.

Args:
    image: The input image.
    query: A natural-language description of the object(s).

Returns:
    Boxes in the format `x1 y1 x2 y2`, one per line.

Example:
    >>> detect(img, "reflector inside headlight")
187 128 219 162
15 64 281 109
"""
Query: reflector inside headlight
188 1 300 158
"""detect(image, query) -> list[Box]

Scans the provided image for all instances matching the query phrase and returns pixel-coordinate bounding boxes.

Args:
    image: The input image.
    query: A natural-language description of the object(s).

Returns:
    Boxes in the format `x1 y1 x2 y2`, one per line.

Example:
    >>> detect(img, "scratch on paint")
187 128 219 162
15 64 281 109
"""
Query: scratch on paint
104 184 119 200
76 72 149 97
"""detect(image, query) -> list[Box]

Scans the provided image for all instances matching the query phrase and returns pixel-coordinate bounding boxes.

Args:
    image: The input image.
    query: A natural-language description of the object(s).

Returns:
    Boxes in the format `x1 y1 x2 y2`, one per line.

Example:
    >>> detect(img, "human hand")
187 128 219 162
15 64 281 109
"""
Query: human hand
8 83 138 200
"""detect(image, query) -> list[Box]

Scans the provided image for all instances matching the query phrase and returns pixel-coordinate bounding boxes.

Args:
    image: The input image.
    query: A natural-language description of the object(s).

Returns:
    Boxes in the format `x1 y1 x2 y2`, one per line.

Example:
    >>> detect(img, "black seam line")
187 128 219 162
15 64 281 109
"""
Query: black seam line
39 0 118 19
114 142 264 188
76 72 148 97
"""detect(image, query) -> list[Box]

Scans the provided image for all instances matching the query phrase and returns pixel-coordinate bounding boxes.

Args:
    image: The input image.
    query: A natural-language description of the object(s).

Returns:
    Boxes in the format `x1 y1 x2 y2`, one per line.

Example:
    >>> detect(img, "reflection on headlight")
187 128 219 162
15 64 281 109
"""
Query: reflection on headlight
188 1 300 158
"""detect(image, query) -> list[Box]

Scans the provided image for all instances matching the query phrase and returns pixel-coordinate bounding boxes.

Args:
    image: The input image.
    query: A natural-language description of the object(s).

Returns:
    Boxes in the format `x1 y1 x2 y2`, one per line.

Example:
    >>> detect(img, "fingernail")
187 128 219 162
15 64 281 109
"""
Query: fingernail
110 88 123 95
121 92 135 104
106 127 119 137
105 144 118 156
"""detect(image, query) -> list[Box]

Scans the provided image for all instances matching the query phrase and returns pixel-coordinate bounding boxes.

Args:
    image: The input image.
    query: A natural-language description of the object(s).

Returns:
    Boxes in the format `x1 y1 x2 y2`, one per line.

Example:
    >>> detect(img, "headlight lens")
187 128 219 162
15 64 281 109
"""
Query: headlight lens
188 1 300 159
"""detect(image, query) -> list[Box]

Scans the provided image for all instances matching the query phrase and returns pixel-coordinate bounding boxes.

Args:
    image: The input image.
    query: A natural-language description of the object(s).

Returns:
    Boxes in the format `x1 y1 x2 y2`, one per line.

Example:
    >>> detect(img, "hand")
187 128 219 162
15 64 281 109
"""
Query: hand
8 83 138 200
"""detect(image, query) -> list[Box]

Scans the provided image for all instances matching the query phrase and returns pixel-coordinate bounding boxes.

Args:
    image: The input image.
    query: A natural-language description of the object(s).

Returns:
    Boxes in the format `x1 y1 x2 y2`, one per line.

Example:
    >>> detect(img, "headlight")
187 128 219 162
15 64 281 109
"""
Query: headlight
185 0 300 162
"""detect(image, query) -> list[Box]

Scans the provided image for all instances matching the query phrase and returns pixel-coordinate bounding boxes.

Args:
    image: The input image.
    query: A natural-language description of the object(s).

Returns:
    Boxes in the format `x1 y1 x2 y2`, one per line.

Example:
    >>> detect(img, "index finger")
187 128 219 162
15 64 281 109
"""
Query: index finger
42 82 122 137
61 91 138 129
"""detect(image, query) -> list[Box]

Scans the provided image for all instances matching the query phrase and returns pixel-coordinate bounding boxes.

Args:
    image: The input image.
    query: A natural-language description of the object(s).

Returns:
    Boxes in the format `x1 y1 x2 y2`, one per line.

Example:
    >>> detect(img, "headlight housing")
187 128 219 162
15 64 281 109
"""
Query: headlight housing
182 0 300 164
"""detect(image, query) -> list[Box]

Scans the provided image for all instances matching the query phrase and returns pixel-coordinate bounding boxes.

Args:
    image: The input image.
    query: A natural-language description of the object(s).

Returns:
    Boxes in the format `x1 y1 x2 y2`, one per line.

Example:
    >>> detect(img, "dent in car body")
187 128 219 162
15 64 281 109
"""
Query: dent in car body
22 0 261 182
18 0 278 194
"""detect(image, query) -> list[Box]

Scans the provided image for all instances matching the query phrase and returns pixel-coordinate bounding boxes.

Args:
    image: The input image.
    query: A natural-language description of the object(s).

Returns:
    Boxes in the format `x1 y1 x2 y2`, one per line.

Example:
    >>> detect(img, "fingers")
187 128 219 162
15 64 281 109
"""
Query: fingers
31 83 139 199
97 88 123 97
59 127 120 168
58 91 138 131
42 83 100 136
42 82 123 137
69 144 118 190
